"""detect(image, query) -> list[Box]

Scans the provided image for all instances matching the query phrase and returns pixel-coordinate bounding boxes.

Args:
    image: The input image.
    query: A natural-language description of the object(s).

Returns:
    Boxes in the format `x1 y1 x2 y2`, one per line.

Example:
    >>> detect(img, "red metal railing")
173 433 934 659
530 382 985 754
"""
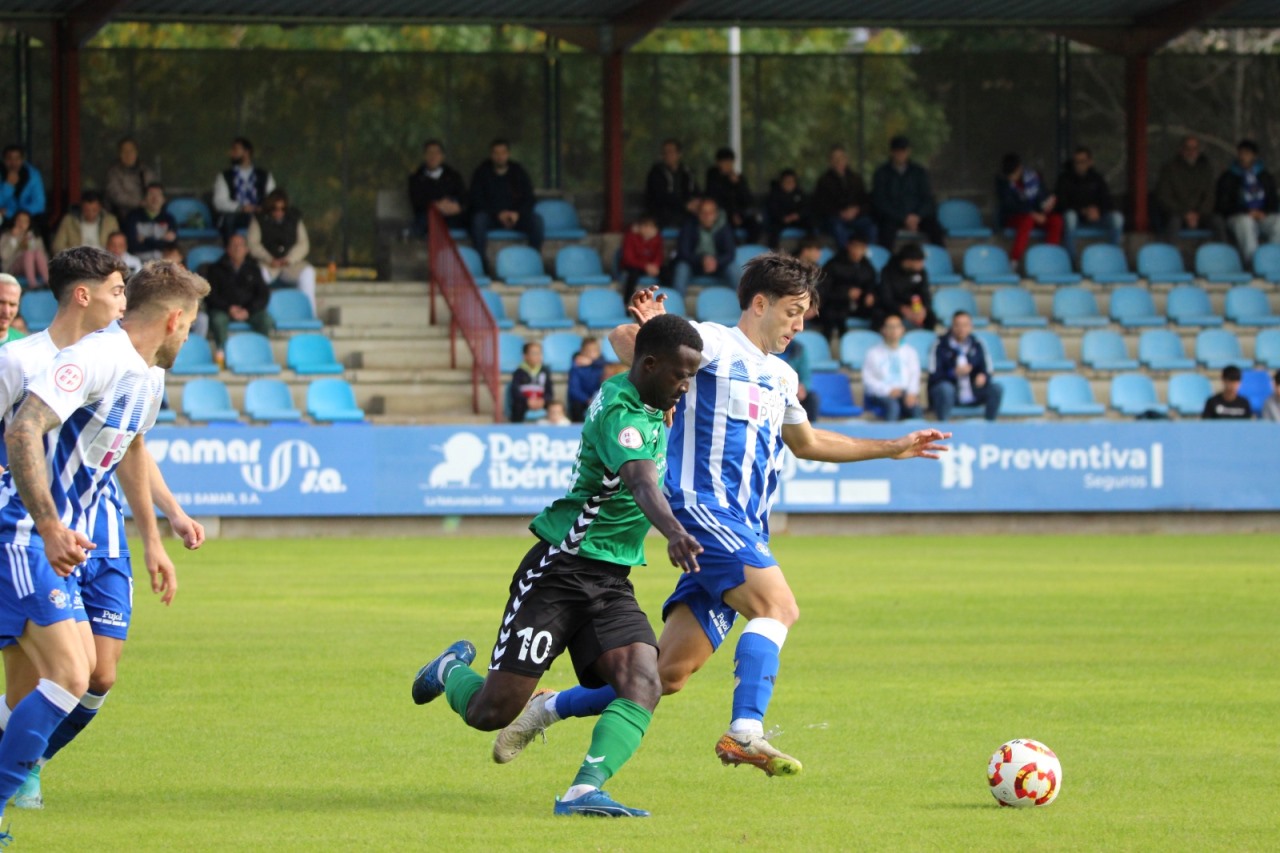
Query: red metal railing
427 208 502 421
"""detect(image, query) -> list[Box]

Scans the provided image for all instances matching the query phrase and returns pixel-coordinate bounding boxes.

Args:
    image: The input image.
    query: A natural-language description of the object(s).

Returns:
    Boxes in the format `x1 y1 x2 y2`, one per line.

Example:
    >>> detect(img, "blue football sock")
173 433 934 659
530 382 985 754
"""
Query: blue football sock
0 680 77 801
730 618 788 730
43 690 107 762
552 685 617 719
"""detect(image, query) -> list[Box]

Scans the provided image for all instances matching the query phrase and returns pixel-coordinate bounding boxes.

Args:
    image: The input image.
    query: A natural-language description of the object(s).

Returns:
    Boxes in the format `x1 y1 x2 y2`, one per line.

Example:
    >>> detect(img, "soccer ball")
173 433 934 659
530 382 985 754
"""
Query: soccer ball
987 739 1062 808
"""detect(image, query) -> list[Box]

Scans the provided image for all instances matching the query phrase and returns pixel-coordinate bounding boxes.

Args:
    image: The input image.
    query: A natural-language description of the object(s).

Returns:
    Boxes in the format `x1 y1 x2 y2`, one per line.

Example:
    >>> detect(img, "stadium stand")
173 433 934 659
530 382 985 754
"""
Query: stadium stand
167 196 220 241
244 378 304 422
540 332 583 373
481 290 515 330
922 243 962 285
1194 242 1251 284
696 287 741 325
534 199 588 241
496 246 552 286
518 290 574 330
1080 244 1138 284
21 290 57 332
839 330 882 370
1137 243 1193 284
1138 329 1197 371
1224 286 1280 326
1025 244 1082 285
1018 330 1075 372
996 375 1046 417
1047 374 1105 416
286 334 345 375
269 288 324 331
1051 287 1107 327
171 337 220 376
1166 285 1223 327
1254 244 1280 283
1081 330 1139 371
937 199 992 240
933 289 987 327
1167 372 1213 416
577 289 630 330
974 331 1016 372
794 330 839 371
225 332 282 375
963 245 1019 285
809 372 863 418
555 246 611 286
458 246 491 287
499 332 525 373
903 329 938 367
1194 329 1251 371
1110 373 1168 416
185 244 225 271
1256 329 1280 370
307 378 366 422
1108 286 1166 328
990 287 1047 328
181 379 240 423
1238 369 1274 414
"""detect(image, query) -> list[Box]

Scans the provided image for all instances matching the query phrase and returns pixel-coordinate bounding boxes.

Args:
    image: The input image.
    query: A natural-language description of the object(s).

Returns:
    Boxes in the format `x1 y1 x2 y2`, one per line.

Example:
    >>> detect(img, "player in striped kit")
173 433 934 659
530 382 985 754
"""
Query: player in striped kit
495 255 949 777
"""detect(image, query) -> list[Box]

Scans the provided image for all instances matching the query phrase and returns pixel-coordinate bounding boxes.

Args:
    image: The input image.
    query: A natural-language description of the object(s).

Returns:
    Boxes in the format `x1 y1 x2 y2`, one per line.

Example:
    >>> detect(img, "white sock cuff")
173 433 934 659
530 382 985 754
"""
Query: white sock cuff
79 691 108 711
36 679 80 714
0 694 10 730
743 617 788 650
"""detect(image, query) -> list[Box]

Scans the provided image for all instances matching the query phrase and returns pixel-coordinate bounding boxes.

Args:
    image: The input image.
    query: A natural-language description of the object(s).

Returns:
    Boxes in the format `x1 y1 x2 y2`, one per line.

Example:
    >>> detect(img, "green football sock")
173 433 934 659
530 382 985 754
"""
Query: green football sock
570 698 652 789
443 663 484 721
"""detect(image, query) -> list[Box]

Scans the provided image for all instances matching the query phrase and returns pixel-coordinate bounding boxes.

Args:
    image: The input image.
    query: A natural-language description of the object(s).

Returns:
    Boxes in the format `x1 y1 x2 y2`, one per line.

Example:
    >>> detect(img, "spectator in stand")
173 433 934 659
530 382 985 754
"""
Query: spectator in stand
645 138 700 230
105 230 142 275
248 188 317 312
544 400 571 426
872 135 944 248
0 145 46 229
509 340 553 424
408 138 467 237
704 147 759 243
619 215 665 303
1216 139 1280 263
213 136 276 236
52 189 120 254
927 310 1002 421
0 274 23 344
567 337 605 422
671 197 736 296
0 211 49 289
778 336 819 423
104 137 157 220
1201 365 1253 419
813 144 877 249
469 138 543 261
1261 370 1280 422
203 232 272 356
122 182 178 262
1055 146 1123 260
879 243 935 331
862 313 922 422
1154 135 1216 239
765 168 811 248
794 237 825 268
819 235 878 341
997 152 1063 264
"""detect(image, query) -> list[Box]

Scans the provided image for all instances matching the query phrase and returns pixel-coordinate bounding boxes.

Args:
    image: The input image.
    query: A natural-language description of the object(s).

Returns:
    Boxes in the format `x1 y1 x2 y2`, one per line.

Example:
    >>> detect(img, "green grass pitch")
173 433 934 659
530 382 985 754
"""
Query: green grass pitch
11 533 1278 851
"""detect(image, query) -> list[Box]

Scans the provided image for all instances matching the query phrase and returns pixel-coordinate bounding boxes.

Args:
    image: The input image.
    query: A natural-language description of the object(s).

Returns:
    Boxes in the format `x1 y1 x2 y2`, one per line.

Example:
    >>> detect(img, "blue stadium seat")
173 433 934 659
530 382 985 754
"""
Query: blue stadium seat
535 199 587 241
1224 286 1280 326
1195 329 1251 370
1025 244 1082 285
794 330 838 371
555 246 611 286
1256 329 1280 369
1137 243 1193 284
499 332 525 373
1254 244 1280 284
1167 372 1213 416
269 288 324 331
1239 369 1273 415
1081 330 1138 371
225 332 281 375
1047 374 1105 416
181 379 240 422
734 244 770 269
21 290 57 332
1194 242 1251 284
1018 330 1075 371
922 243 962 286
653 288 687 317
695 287 741 325
1080 244 1138 284
601 335 620 364
153 407 177 424
903 329 939 368
1166 285 1223 327
496 246 551 286
286 334 344 375
932 288 987 327
448 228 468 241
172 337 220 376
1108 286 1165 328
243 378 303 422
166 197 220 240
1051 286 1107 327
866 245 891 274
1138 329 1196 371
996 375 1046 417
540 331 583 373
963 245 1019 285
937 199 993 239
990 287 1047 328
660 226 679 240
185 244 225 272
817 247 834 267
610 248 658 289
1110 373 1168 417
306 378 365 422
518 290 573 330
458 246 491 287
839 330 882 370
974 331 1015 372
481 290 514 330
809 372 863 418
577 289 630 330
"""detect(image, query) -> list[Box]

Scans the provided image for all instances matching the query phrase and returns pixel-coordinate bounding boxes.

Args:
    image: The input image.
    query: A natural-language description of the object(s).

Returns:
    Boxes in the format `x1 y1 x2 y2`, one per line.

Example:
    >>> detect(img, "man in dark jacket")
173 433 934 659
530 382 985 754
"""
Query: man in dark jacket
764 169 811 248
122 182 179 262
1055 146 1123 261
203 231 271 353
1216 139 1280 263
871 135 944 248
671 197 736 295
644 138 699 229
408 139 466 237
704 147 759 243
813 144 878 249
509 340 554 423
819 235 878 341
470 138 544 259
879 243 936 331
1154 135 1216 238
927 311 1002 421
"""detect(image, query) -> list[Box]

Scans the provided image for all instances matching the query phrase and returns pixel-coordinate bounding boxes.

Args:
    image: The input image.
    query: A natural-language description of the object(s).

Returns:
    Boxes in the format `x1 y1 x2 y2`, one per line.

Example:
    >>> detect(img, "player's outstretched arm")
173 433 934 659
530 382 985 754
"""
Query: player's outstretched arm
609 286 669 367
145 444 205 550
618 459 702 573
782 420 952 464
118 436 178 605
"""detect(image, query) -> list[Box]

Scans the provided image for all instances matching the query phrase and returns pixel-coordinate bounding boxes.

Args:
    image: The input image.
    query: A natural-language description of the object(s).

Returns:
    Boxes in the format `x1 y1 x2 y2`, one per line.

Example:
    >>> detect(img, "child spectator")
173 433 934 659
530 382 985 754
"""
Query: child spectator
544 400 571 426
567 337 606 422
765 169 811 248
1202 365 1253 419
509 341 553 423
620 215 665 303
879 243 935 331
997 152 1063 263
820 235 878 341
0 211 49 289
123 182 179 262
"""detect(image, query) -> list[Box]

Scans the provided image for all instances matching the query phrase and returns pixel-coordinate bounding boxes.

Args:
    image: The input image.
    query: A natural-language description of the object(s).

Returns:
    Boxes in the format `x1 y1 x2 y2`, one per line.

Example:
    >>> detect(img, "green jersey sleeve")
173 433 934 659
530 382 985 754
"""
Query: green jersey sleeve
595 404 661 474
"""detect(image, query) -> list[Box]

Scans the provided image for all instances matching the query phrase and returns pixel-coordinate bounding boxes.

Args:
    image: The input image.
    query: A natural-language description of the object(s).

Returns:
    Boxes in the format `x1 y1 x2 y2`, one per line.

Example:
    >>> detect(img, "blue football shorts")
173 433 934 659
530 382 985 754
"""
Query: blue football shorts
0 543 89 643
79 556 134 640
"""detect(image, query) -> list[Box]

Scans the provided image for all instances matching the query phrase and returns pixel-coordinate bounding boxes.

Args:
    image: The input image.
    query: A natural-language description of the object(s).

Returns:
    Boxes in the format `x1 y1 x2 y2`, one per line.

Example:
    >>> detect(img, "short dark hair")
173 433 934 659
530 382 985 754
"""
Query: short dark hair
661 138 682 151
125 260 211 319
1074 146 1093 158
118 136 137 149
890 135 910 151
2 144 24 158
1001 153 1022 176
828 144 846 156
635 214 656 227
265 188 289 209
796 238 824 256
715 147 735 162
49 246 129 305
635 314 702 361
896 243 925 263
223 230 246 248
490 137 510 150
145 181 165 192
423 138 443 151
233 136 254 154
80 189 102 205
1238 139 1259 154
1222 365 1243 382
950 310 972 323
522 341 540 356
778 168 797 180
737 253 821 311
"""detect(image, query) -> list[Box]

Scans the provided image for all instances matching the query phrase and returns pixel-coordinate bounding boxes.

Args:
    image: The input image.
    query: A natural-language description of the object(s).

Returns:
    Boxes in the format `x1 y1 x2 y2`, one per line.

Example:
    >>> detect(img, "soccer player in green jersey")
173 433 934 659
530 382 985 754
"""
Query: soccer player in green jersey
412 314 704 817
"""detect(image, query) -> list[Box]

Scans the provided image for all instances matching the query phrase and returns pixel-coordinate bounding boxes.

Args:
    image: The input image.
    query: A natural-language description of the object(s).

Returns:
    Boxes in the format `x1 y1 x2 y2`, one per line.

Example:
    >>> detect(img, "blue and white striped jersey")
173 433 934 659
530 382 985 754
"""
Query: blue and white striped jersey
665 322 807 534
0 322 163 551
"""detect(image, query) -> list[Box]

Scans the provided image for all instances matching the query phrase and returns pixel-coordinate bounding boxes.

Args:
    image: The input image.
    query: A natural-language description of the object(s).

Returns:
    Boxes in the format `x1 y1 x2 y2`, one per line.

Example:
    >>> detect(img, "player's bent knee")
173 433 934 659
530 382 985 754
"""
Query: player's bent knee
88 669 116 695
658 661 695 695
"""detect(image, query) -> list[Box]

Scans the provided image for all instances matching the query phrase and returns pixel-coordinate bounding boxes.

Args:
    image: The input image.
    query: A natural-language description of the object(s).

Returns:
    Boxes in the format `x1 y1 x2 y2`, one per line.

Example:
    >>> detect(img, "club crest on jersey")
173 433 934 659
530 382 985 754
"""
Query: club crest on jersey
755 542 771 556
54 363 84 392
48 589 69 610
617 426 643 449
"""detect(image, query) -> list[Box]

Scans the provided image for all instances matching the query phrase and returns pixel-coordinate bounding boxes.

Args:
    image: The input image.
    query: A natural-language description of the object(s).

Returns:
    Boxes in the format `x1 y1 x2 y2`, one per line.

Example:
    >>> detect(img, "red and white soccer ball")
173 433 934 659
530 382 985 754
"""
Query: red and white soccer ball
987 739 1062 808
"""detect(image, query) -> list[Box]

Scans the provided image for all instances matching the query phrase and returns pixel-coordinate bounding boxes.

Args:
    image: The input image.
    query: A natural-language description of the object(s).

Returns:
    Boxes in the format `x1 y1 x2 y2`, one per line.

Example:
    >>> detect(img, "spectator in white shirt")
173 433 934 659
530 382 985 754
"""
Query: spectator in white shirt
861 313 922 421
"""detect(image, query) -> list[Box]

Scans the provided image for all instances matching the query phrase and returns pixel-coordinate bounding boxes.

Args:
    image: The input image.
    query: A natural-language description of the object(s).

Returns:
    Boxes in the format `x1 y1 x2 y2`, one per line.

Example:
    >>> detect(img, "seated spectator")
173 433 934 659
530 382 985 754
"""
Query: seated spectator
567 337 605 422
213 136 276 236
644 138 700 229
52 190 120 254
813 144 877 249
0 145 46 231
997 152 1063 263
794 237 824 267
620 215 665 303
1056 146 1123 260
105 230 142 275
104 137 157 220
704 147 759 243
1154 135 1216 239
1202 365 1253 419
820 235 878 341
469 138 543 260
0 274 23 344
1262 370 1280 422
248 188 317 311
1215 139 1280 263
408 138 466 237
0 211 49 289
927 311 1002 421
777 337 819 423
862 314 922 421
765 168 811 247
203 232 272 357
879 243 935 331
671 197 736 295
544 400 571 426
871 136 944 248
509 341 553 423
123 182 178 262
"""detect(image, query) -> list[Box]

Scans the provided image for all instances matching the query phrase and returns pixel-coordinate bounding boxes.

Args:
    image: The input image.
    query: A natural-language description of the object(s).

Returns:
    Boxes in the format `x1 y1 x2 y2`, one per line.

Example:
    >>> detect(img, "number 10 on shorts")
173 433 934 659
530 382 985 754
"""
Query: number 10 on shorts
516 628 553 664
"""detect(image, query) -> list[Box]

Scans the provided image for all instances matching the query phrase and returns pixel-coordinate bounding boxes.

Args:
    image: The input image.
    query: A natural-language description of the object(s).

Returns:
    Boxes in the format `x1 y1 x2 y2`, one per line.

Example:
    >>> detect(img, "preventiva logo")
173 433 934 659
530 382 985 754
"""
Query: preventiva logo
940 441 1164 491
147 437 347 494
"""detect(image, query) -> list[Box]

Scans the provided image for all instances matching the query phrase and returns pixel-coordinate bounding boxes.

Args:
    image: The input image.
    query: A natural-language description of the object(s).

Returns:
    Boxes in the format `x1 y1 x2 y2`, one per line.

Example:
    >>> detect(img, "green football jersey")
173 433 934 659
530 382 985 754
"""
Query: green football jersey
530 374 666 567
